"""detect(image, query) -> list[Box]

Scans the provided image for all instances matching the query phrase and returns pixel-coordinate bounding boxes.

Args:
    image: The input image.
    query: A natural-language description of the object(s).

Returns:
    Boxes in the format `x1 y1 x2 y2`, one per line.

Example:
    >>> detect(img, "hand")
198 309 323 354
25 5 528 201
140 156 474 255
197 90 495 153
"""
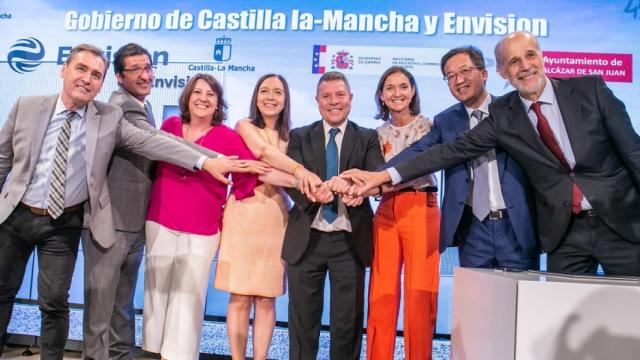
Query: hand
202 156 246 184
325 176 352 195
340 169 392 196
309 183 334 204
342 194 364 207
294 167 323 201
244 160 272 175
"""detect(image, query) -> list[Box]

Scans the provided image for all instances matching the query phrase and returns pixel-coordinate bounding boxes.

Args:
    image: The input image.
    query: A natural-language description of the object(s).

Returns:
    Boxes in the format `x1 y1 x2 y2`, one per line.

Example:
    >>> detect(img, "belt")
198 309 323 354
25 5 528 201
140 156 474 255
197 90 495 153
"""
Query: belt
20 202 84 217
398 186 438 193
487 209 508 220
575 209 597 218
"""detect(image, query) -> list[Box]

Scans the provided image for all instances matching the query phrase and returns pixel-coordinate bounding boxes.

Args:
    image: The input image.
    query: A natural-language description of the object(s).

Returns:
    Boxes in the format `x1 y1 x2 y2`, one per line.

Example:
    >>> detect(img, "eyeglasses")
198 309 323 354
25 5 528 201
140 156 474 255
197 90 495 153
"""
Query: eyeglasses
122 65 156 75
443 66 483 83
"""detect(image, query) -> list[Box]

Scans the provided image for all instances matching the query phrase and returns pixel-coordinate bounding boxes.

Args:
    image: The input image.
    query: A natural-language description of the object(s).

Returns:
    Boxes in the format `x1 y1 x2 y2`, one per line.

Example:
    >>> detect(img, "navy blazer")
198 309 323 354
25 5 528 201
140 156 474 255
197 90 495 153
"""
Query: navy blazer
383 101 538 255
392 77 640 253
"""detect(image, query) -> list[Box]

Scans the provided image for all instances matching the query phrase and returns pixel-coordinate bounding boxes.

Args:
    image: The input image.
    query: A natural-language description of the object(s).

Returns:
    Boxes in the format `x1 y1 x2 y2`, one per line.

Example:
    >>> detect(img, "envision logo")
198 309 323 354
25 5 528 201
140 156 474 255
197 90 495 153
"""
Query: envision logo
7 37 45 74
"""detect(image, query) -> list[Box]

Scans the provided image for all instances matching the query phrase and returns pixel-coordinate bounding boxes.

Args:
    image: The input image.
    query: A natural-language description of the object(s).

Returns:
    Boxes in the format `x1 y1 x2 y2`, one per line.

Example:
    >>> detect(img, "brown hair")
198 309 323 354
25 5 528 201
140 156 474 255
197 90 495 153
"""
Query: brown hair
178 73 227 125
65 43 110 75
374 66 420 121
248 74 291 141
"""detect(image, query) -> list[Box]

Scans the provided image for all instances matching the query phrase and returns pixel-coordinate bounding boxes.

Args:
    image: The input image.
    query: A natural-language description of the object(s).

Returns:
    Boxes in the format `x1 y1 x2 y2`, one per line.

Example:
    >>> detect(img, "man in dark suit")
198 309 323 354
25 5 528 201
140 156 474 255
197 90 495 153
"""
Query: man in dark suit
344 31 640 276
0 44 246 358
283 71 384 359
383 46 539 270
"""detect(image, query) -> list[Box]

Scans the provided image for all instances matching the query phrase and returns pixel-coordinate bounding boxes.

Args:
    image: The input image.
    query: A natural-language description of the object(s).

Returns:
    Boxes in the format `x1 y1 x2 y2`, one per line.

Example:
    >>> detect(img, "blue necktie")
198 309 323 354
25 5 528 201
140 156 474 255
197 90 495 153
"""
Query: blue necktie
323 128 340 223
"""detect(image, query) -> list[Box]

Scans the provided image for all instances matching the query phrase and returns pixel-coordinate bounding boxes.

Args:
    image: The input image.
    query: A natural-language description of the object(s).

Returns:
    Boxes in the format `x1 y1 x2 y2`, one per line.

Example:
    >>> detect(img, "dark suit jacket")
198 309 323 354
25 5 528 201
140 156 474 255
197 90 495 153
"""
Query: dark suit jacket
282 120 384 266
393 76 640 253
385 100 538 255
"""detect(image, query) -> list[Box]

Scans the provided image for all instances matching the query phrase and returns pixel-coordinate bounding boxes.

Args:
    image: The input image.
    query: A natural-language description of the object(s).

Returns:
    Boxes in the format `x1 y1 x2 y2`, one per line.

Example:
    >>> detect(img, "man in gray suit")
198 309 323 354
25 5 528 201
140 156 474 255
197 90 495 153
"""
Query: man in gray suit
82 43 201 360
0 44 246 359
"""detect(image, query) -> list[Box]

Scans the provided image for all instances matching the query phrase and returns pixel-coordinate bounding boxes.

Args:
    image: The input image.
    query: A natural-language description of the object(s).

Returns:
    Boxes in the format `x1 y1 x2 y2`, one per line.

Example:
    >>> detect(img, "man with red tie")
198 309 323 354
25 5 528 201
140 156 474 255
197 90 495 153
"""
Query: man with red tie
343 31 640 276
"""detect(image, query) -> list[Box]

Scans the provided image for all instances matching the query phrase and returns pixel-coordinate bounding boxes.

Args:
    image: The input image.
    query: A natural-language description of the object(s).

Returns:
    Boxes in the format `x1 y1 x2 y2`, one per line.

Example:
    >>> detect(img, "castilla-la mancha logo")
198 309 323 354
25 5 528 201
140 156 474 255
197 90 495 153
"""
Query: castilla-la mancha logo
213 36 232 62
331 50 354 70
7 37 45 74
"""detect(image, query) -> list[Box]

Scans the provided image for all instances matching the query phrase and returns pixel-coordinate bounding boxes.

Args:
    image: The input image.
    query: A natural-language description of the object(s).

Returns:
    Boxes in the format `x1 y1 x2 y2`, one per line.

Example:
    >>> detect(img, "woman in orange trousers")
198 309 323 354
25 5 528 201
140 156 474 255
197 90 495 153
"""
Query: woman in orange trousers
367 66 440 360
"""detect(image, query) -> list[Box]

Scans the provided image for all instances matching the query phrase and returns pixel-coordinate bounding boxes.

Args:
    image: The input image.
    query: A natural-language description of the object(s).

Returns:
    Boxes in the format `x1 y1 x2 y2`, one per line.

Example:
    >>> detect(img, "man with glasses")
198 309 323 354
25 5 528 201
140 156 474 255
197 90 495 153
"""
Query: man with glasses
343 32 640 276
382 46 539 270
81 43 223 360
0 43 248 359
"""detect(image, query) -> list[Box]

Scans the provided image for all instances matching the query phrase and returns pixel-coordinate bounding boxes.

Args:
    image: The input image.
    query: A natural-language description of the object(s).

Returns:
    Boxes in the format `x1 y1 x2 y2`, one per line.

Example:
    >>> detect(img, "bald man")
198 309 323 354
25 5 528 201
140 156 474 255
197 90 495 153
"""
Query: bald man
344 31 640 276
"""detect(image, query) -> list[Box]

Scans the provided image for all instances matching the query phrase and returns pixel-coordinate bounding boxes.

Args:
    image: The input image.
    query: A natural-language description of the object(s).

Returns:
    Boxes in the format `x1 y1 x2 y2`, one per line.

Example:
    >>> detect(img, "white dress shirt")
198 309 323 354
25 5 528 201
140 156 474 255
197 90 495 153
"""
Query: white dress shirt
520 77 592 210
466 94 507 211
311 119 352 233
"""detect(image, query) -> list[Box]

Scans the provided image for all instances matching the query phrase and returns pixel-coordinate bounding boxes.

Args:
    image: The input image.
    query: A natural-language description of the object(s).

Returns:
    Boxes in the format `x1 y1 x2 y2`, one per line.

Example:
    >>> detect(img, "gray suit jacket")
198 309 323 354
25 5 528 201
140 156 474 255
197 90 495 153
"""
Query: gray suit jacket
107 89 156 232
0 94 212 248
107 88 222 234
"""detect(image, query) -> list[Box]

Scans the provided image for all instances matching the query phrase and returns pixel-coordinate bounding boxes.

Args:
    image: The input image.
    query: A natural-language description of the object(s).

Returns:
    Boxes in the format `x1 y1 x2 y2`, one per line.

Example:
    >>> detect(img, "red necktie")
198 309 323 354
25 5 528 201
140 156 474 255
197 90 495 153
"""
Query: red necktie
530 102 582 214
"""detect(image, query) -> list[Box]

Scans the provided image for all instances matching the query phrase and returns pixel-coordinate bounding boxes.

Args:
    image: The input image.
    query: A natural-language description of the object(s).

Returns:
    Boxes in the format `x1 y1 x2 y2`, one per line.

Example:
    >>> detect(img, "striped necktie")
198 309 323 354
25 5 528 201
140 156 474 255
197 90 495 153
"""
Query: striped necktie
47 110 77 219
470 110 490 220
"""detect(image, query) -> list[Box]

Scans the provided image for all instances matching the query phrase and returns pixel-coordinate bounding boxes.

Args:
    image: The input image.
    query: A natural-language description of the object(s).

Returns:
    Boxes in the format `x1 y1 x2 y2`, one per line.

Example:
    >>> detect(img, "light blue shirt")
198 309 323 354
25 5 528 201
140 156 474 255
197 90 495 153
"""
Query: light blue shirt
22 96 88 208
520 77 591 210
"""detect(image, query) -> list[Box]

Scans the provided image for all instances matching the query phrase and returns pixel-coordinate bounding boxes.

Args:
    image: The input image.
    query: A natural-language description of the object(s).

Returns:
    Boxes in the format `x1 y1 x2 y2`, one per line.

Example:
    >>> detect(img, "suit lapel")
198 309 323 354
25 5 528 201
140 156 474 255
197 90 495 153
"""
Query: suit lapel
496 151 507 178
452 103 472 175
505 91 554 157
144 100 156 127
84 101 100 177
29 96 58 170
339 121 355 173
453 103 470 135
552 79 585 168
310 122 326 180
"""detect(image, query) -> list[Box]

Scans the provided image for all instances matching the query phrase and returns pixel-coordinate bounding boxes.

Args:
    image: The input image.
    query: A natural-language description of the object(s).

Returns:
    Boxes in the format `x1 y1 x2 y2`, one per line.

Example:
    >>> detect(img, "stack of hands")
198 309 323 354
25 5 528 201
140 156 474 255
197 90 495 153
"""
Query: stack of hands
203 156 388 205
291 167 389 207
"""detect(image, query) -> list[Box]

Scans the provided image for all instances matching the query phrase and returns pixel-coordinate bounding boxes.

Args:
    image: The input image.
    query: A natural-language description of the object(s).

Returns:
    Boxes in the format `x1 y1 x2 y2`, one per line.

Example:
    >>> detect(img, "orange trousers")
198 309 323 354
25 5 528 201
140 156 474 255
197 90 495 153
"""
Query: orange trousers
366 191 440 360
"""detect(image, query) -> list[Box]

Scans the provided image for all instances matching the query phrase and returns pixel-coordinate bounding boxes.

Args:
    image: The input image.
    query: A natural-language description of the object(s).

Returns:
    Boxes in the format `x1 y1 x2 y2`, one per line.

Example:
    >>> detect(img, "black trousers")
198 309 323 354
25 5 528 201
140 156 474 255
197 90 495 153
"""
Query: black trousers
287 230 365 360
548 212 640 276
0 205 83 360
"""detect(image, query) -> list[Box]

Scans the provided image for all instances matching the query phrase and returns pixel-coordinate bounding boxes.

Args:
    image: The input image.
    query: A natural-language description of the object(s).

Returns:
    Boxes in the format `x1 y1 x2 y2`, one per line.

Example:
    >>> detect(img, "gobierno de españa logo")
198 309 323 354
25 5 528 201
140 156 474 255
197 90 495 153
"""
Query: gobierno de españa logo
7 37 45 74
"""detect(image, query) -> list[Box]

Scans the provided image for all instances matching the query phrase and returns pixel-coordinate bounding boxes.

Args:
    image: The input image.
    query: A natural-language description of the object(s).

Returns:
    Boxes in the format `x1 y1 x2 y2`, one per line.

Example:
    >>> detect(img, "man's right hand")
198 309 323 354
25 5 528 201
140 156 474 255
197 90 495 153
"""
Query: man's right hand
202 156 249 184
309 183 334 204
340 169 392 196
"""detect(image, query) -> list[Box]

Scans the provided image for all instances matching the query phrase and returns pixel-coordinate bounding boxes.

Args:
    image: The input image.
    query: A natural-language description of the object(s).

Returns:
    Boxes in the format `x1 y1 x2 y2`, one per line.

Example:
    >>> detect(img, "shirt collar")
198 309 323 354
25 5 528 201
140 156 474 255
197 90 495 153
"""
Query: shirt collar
519 76 556 111
121 86 146 109
465 92 491 118
55 94 87 119
322 118 348 136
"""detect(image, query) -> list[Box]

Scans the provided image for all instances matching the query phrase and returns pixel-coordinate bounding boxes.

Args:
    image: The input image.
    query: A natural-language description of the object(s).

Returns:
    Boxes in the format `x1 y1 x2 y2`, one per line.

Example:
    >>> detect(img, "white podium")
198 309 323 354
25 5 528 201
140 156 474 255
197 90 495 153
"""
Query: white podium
450 268 640 360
